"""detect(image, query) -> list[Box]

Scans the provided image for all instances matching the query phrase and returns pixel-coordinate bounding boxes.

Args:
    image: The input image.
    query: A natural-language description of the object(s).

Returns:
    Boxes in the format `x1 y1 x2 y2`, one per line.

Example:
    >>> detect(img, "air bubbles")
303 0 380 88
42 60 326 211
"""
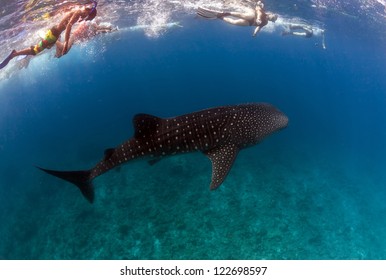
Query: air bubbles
136 0 173 38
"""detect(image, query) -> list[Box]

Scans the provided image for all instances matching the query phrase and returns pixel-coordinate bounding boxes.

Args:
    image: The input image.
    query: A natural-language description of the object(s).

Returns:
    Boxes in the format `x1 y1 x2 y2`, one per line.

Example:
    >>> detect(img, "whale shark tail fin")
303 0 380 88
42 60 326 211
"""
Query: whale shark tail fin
37 167 94 203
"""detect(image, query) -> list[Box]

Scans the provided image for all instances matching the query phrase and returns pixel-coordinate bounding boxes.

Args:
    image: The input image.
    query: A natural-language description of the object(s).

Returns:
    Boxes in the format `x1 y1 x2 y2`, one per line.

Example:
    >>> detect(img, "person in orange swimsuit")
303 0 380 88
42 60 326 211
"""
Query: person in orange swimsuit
0 1 98 70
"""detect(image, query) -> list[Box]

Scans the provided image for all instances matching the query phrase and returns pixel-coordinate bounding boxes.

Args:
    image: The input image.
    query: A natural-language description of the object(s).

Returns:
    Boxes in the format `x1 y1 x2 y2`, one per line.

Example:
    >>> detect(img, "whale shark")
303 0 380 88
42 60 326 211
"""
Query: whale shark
38 103 288 203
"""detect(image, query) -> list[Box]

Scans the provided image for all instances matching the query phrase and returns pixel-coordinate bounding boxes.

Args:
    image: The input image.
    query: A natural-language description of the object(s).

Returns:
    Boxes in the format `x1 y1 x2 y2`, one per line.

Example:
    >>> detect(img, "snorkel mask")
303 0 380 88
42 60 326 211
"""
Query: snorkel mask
84 0 98 21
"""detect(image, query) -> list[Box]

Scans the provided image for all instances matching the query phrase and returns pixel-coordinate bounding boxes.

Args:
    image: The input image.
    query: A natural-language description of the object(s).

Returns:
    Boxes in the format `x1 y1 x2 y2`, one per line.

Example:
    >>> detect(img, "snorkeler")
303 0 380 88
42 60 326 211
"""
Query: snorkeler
0 1 98 70
282 22 327 49
197 0 278 36
282 24 314 38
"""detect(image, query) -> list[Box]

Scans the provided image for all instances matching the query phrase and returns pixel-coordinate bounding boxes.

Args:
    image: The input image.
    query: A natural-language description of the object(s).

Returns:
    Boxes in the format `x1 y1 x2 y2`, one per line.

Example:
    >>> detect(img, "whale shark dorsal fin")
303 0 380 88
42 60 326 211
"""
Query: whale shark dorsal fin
204 144 239 190
133 114 163 138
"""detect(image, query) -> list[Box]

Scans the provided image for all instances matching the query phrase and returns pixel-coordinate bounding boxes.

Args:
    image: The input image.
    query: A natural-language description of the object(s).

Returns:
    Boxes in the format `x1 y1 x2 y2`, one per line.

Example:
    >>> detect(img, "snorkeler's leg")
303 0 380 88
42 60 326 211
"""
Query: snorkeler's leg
221 17 249 26
228 10 255 21
0 47 36 69
322 32 327 49
289 24 302 30
55 41 64 58
16 47 37 56
55 39 73 58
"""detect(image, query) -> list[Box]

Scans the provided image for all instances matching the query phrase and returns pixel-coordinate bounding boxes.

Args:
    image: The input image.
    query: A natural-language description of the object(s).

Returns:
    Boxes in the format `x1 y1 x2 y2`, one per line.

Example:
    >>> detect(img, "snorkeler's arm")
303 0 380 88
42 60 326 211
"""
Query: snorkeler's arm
252 26 261 36
62 11 82 54
255 9 263 25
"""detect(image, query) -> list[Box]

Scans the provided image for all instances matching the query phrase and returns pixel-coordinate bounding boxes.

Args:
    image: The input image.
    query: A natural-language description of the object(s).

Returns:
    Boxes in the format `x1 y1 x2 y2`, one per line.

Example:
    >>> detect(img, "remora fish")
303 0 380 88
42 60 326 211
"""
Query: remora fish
38 103 288 203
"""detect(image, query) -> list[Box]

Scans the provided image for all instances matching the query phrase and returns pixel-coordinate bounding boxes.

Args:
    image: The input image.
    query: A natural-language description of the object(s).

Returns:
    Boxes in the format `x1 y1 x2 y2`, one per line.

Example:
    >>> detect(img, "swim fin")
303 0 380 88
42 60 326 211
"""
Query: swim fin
0 50 16 70
197 7 229 19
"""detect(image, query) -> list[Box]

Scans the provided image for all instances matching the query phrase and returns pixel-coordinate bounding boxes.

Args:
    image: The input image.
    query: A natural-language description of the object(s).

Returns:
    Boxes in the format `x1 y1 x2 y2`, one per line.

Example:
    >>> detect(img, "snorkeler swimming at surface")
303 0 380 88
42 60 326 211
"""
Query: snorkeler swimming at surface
0 1 98 70
197 0 278 36
280 21 327 49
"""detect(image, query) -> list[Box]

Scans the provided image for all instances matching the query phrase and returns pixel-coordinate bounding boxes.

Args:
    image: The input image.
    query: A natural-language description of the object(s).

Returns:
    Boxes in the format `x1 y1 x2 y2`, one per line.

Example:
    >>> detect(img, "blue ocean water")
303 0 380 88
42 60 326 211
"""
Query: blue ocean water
1 0 386 259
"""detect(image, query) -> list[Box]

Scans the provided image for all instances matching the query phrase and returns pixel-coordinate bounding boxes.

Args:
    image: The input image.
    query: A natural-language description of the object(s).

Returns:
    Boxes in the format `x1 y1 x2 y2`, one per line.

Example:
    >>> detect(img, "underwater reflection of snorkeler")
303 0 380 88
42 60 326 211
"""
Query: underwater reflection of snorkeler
197 1 278 36
0 1 98 70
55 21 116 58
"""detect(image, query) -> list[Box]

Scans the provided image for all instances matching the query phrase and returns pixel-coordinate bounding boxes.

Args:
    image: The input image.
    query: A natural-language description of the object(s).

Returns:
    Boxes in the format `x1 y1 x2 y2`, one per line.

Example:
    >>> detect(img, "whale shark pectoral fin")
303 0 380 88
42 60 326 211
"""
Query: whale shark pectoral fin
148 157 163 166
104 148 115 161
204 144 239 190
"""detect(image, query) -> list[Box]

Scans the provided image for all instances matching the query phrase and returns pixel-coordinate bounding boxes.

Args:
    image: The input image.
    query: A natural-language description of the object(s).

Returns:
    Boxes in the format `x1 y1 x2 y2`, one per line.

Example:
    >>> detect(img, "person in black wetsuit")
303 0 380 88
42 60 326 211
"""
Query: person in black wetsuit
197 1 277 36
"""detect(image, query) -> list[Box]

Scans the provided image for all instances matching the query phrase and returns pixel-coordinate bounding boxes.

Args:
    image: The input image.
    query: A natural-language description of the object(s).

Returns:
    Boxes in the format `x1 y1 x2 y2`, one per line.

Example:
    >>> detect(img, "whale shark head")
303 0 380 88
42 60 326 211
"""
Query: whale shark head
263 103 288 131
232 103 288 146
255 102 288 135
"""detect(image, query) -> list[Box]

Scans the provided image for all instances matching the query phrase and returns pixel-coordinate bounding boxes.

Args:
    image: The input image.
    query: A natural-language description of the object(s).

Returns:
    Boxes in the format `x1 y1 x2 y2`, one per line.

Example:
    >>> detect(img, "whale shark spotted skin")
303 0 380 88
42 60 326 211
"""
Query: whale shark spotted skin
38 103 288 203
